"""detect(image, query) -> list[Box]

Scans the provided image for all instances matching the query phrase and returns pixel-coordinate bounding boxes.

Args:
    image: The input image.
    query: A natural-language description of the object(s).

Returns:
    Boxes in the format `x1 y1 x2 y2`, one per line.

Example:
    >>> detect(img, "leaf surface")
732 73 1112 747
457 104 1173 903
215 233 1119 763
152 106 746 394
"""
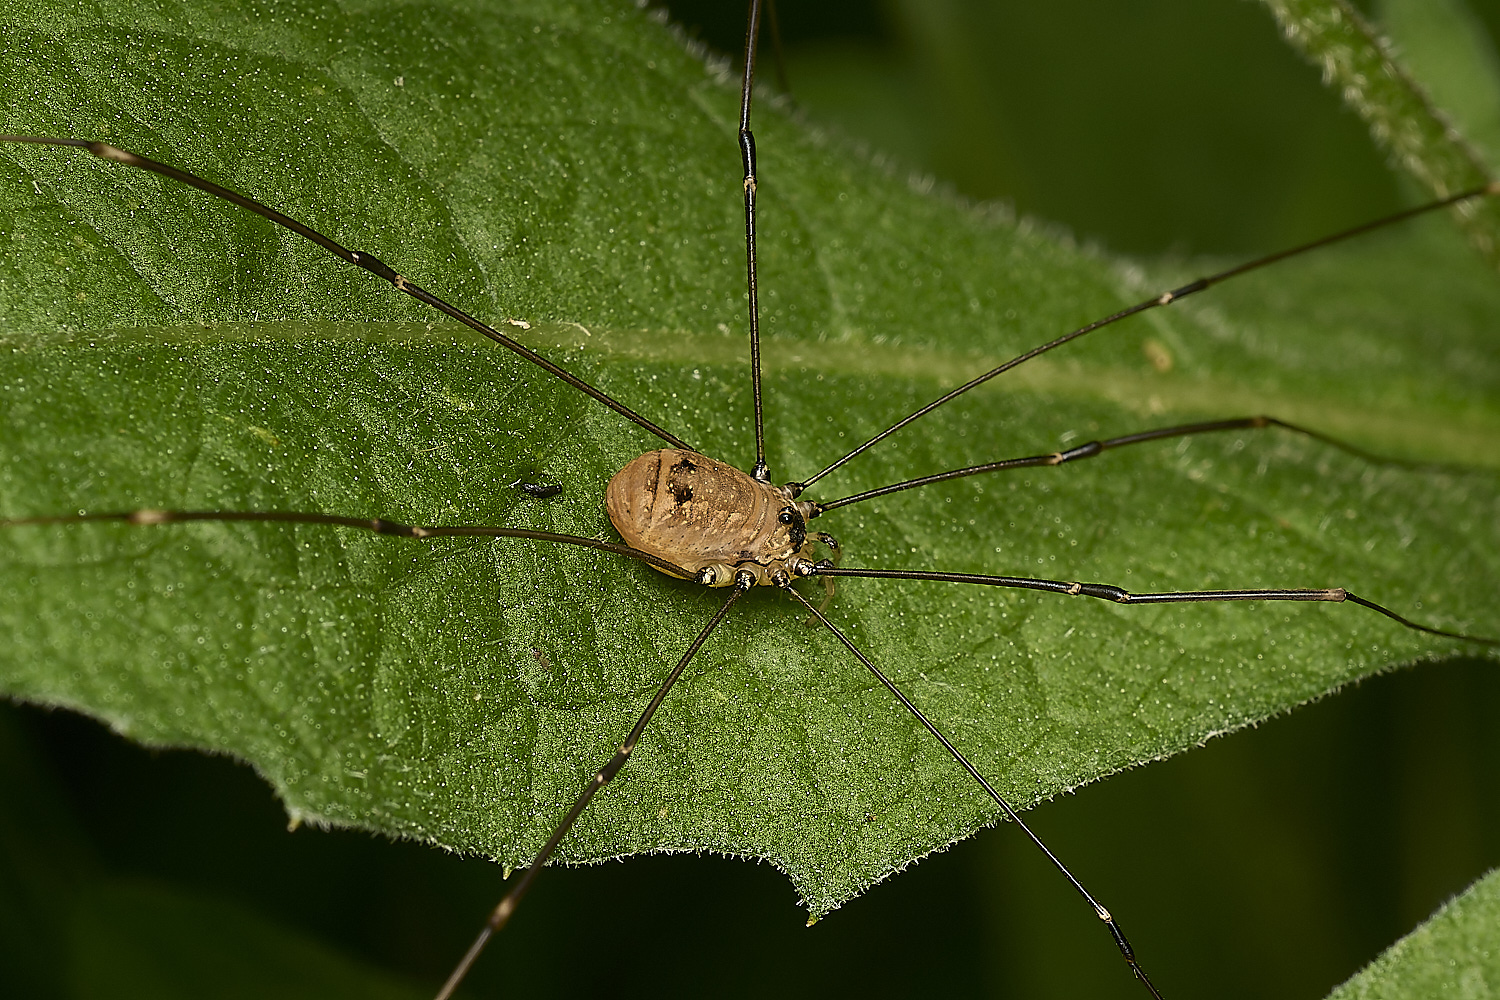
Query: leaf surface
1328 866 1500 999
0 0 1497 935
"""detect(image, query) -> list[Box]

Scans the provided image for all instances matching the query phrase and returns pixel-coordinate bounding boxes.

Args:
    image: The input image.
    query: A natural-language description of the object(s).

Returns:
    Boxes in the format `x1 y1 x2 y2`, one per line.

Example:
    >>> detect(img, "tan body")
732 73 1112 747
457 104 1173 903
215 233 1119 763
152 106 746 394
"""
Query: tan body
606 449 826 587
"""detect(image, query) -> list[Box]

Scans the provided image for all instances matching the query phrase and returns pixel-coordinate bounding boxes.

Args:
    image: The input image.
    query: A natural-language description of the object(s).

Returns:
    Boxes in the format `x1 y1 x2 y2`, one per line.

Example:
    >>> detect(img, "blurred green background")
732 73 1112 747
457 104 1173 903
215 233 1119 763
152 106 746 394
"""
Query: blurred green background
5 1 1500 998
672 0 1414 257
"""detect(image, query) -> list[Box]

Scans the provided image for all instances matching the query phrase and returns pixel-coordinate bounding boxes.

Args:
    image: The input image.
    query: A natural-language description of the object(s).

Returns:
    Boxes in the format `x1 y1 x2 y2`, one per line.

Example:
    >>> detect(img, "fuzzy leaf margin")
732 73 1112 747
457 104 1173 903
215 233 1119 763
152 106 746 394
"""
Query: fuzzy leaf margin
0 0 1496 963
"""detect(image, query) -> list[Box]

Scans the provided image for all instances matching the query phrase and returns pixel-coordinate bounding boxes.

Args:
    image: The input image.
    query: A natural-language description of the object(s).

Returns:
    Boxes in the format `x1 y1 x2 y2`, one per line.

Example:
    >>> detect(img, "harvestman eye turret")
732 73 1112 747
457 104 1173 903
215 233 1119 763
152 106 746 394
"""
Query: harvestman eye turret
3 1 1500 998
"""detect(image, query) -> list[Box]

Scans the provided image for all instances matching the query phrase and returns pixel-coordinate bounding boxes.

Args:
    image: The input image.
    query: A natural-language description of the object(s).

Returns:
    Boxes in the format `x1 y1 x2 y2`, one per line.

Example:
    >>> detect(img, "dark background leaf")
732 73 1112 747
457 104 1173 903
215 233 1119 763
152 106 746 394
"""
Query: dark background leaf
1 0 1498 998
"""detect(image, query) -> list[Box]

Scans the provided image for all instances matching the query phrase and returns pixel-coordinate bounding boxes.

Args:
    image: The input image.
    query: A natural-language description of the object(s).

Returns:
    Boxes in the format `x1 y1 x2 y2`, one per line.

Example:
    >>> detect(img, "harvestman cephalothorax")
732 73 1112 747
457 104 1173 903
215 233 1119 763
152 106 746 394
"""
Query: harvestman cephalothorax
3 0 1500 995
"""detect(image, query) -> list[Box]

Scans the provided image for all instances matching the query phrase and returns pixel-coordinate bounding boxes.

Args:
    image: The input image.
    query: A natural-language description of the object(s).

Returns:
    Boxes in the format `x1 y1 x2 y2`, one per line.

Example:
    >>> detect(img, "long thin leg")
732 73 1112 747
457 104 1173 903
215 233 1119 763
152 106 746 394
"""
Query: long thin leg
434 574 753 1000
811 566 1500 646
782 585 1164 1000
0 134 692 453
738 0 770 482
812 414 1413 514
789 181 1500 496
0 509 695 579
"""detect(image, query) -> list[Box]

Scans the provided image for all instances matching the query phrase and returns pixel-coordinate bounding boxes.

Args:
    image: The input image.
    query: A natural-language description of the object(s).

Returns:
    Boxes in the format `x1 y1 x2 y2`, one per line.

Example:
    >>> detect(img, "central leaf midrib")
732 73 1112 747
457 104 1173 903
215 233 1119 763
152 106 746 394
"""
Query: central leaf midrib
55 319 1500 470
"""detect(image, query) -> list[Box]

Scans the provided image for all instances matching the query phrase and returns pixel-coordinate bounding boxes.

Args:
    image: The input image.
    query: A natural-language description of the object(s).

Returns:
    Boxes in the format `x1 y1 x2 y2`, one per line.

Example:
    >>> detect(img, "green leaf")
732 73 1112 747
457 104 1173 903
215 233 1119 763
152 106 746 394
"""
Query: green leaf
1263 0 1500 262
1327 866 1500 999
0 0 1497 995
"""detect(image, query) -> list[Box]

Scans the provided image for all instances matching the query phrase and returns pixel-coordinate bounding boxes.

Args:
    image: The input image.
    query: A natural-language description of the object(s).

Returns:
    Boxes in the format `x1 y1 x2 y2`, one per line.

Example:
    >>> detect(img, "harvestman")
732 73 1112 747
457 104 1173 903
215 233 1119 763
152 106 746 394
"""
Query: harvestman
4 2 1500 996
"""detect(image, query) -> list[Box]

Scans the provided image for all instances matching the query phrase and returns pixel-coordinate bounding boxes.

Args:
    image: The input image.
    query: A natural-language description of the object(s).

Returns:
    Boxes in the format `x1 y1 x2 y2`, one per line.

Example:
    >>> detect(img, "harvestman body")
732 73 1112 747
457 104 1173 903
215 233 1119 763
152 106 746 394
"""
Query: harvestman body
4 2 1500 997
608 449 833 587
